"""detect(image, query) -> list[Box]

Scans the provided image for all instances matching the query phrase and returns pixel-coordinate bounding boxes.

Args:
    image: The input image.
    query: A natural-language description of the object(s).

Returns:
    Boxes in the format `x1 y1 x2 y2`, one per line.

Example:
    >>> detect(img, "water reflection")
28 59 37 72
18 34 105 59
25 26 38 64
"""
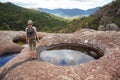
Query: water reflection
40 49 95 66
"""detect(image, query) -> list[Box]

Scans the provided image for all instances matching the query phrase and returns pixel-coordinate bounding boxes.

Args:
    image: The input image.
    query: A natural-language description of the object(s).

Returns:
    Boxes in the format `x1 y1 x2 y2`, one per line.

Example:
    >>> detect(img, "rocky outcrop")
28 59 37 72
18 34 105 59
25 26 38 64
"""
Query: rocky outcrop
106 23 119 31
96 1 120 27
0 31 25 55
0 31 48 56
0 29 120 80
97 25 106 31
98 23 119 31
73 1 120 32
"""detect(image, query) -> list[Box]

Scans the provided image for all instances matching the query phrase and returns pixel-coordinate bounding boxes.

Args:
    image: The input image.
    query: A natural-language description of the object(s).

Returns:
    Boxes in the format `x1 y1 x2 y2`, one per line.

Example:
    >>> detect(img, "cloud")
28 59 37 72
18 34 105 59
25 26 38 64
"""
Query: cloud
0 0 112 10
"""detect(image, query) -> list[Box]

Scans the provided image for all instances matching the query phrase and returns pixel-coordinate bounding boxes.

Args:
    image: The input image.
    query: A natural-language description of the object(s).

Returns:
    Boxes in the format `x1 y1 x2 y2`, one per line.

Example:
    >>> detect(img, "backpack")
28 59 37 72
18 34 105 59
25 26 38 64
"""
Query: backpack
27 27 35 38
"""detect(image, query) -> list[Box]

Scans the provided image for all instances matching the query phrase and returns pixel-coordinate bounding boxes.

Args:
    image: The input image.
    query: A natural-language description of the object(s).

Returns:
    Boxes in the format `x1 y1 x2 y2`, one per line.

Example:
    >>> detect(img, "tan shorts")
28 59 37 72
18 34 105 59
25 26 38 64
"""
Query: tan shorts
29 38 36 51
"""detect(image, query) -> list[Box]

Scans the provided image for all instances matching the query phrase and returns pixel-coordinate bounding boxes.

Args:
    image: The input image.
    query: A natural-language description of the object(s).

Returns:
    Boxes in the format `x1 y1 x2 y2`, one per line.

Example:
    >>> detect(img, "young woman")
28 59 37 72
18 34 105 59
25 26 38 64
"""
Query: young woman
25 20 39 59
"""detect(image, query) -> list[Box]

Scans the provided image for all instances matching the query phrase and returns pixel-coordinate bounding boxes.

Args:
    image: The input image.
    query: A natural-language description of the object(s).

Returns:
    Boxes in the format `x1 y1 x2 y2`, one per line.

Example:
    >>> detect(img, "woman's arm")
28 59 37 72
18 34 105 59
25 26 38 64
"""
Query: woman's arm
33 27 39 42
25 28 29 43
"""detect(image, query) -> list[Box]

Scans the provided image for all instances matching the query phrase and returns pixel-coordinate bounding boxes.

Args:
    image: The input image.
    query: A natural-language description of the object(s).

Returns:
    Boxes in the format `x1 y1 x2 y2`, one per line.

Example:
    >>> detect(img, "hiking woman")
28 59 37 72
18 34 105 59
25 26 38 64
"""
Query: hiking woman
25 20 39 59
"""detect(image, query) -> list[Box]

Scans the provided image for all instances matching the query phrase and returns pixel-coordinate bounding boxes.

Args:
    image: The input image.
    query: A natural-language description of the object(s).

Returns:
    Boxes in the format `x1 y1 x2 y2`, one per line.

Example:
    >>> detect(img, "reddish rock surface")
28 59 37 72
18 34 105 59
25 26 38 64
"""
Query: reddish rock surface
37 29 120 55
0 29 120 80
0 31 25 55
0 31 48 56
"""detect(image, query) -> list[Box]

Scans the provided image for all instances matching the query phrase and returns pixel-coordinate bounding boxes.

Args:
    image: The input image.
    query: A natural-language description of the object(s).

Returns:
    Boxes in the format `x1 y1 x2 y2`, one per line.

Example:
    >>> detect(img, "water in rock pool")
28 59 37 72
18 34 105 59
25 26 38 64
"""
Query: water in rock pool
0 54 17 67
40 49 95 66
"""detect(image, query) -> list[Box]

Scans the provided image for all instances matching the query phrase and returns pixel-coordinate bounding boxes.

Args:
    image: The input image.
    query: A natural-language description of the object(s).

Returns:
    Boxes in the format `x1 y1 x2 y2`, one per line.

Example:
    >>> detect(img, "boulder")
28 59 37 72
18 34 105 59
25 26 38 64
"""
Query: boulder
97 23 119 31
0 31 25 56
0 29 120 80
106 23 119 31
97 25 106 31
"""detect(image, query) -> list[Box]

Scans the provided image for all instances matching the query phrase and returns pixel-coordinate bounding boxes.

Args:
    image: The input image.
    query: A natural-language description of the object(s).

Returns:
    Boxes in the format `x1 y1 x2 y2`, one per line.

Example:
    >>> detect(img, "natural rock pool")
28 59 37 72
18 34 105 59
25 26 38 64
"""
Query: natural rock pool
0 54 17 67
0 49 95 67
40 49 95 66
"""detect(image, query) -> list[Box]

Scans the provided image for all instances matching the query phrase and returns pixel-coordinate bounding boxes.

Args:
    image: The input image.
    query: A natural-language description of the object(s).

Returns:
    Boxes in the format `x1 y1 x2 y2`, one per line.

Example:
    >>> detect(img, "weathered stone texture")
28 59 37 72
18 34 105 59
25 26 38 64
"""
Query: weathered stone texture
0 29 120 80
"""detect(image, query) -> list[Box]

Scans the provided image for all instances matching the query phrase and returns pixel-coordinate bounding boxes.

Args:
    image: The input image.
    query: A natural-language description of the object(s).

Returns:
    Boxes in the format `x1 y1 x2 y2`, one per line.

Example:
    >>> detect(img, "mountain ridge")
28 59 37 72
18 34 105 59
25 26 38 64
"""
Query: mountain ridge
37 7 100 17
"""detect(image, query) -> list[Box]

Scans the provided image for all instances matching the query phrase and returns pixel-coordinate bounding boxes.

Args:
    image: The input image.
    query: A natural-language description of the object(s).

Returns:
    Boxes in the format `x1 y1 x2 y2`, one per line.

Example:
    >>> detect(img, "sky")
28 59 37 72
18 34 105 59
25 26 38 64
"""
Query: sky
0 0 113 10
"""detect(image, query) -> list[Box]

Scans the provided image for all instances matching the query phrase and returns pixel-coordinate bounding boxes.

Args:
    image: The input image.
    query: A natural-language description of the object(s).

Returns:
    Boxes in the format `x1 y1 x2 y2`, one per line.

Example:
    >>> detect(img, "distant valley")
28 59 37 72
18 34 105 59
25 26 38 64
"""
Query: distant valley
37 7 100 19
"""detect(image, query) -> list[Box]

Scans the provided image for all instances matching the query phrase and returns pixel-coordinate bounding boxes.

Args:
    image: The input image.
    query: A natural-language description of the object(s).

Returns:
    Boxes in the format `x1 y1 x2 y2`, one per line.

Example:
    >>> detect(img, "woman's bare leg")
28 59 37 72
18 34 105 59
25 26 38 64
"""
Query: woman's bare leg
33 51 36 58
29 51 33 58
